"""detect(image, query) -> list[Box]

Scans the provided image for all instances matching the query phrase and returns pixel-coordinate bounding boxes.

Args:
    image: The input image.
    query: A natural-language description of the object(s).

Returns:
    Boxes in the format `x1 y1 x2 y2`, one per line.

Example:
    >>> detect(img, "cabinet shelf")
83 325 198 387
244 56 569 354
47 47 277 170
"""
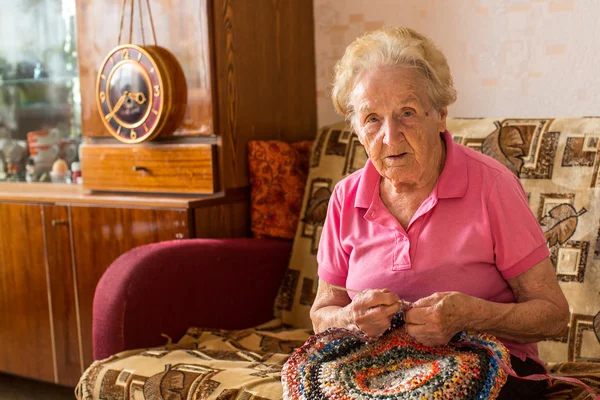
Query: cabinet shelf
0 76 77 86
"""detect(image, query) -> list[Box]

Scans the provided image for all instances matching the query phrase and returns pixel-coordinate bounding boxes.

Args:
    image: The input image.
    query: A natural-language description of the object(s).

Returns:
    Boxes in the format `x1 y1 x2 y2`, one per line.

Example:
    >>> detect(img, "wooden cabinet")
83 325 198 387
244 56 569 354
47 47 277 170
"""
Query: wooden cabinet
0 204 55 383
70 205 192 369
43 205 81 386
0 183 250 386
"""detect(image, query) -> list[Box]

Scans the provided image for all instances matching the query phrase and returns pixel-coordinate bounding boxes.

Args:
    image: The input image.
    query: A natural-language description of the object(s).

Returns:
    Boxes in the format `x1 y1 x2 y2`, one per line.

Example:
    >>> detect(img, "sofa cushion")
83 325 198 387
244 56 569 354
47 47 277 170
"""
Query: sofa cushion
76 319 311 400
277 118 600 365
248 140 313 239
274 122 363 329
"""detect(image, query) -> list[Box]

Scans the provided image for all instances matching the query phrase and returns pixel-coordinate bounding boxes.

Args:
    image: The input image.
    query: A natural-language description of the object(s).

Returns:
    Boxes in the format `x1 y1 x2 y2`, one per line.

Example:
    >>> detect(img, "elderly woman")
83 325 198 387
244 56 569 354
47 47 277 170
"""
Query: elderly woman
310 27 569 399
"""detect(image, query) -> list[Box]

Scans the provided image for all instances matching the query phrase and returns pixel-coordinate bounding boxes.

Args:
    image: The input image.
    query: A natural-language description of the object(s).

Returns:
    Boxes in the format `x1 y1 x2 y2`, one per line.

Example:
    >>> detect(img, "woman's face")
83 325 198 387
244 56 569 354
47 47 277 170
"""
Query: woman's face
351 66 447 189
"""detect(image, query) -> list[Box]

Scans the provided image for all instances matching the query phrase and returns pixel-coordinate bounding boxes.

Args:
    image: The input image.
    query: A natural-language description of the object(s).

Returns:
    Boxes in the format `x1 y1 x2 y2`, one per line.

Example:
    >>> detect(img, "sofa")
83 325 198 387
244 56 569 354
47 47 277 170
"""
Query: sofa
76 118 600 400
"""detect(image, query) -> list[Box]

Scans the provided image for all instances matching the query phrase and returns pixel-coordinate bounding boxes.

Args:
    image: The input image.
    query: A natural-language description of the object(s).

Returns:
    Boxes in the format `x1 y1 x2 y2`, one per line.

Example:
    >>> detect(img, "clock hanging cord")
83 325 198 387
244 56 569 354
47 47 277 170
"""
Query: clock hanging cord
117 0 158 47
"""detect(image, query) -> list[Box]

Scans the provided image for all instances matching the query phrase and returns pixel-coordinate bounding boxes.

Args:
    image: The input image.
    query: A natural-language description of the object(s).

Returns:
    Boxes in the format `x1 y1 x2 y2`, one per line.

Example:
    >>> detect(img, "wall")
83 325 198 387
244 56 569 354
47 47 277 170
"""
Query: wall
314 0 600 127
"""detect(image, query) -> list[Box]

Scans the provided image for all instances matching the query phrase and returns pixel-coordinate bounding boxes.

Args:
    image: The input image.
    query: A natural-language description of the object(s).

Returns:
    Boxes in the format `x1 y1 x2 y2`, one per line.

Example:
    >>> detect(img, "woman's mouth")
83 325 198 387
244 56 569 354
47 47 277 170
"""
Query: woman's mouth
386 152 407 161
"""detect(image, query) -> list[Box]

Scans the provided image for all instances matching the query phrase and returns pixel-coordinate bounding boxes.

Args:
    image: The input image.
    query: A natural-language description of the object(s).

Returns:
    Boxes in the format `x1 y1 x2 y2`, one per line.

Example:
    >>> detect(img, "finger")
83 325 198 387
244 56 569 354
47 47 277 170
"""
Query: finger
404 323 441 347
411 293 441 308
363 289 400 307
398 299 412 311
405 322 429 337
404 307 432 325
367 302 401 319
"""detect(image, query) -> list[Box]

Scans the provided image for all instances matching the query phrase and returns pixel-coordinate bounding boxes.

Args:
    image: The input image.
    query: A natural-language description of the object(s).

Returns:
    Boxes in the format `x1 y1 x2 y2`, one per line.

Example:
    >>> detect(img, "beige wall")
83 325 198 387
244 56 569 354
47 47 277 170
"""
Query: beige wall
314 0 600 127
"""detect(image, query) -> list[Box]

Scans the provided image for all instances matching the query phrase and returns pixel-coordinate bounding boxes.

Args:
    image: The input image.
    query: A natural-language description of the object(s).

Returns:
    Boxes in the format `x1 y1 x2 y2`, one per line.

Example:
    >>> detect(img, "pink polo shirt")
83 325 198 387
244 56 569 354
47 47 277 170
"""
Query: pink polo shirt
317 130 550 362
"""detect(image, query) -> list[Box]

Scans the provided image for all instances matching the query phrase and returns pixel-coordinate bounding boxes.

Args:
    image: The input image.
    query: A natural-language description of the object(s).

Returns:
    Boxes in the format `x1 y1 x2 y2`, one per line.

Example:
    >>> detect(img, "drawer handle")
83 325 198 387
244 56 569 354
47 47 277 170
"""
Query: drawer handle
51 219 68 227
133 166 150 174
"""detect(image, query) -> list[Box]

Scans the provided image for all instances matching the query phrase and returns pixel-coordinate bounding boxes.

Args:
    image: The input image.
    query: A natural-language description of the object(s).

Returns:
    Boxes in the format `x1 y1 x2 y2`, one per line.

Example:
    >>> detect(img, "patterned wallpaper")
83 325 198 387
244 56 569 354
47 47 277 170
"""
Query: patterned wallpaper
314 0 600 127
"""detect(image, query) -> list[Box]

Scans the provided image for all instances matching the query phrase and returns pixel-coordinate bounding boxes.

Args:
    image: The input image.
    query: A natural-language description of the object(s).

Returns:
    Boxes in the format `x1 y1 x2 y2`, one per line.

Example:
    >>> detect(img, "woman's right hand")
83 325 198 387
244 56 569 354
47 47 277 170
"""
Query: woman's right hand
345 289 401 337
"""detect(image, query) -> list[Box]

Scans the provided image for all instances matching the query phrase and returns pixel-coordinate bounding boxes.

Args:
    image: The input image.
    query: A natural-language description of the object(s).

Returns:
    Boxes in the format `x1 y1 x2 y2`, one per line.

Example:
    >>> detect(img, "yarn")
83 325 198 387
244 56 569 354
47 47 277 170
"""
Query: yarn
282 313 510 400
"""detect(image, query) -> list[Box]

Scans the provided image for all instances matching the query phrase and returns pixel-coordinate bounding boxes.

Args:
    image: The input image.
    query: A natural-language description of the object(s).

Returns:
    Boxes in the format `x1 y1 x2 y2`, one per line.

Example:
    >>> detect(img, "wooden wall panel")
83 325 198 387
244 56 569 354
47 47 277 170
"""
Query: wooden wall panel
194 199 250 238
212 0 317 189
43 205 82 386
0 204 55 383
70 206 191 367
75 0 214 138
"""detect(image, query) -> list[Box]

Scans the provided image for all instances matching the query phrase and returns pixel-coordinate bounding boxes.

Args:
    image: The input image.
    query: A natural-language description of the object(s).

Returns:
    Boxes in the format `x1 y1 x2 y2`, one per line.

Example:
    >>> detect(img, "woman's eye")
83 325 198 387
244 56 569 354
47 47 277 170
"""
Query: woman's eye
366 116 379 123
402 110 415 118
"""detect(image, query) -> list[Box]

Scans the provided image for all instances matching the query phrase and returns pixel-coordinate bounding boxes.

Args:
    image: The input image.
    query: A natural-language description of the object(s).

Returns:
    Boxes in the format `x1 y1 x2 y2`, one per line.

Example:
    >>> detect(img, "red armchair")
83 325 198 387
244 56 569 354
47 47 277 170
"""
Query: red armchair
92 238 292 360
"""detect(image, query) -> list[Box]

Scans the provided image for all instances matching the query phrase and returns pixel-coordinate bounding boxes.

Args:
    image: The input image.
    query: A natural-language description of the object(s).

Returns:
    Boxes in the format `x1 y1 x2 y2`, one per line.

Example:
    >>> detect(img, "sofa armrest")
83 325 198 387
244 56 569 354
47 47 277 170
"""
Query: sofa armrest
92 238 292 360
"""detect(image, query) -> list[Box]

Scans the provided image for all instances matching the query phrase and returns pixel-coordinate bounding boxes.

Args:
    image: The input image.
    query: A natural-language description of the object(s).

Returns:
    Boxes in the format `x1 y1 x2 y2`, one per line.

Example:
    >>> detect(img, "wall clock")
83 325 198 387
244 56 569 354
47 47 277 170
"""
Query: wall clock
95 43 186 143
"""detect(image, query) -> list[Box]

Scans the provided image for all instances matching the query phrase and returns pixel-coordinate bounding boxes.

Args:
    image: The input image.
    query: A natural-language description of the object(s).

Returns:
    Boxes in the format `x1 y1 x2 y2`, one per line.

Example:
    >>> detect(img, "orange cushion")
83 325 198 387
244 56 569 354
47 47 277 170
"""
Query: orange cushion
248 140 312 239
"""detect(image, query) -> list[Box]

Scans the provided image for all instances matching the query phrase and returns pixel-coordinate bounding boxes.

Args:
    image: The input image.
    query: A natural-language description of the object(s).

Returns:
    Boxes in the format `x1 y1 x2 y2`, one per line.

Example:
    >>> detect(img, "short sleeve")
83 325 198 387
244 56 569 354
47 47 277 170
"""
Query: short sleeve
487 172 550 280
316 185 350 286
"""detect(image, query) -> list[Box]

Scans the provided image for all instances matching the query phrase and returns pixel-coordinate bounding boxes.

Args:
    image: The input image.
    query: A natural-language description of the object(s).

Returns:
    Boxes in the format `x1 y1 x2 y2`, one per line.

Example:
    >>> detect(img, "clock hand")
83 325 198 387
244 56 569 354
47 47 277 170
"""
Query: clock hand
104 90 129 121
127 92 147 104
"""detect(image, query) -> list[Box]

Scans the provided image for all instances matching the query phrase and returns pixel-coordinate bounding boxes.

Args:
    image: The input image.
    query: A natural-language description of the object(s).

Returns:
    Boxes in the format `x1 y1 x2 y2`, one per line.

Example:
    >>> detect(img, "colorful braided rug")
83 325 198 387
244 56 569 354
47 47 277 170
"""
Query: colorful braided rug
282 313 511 400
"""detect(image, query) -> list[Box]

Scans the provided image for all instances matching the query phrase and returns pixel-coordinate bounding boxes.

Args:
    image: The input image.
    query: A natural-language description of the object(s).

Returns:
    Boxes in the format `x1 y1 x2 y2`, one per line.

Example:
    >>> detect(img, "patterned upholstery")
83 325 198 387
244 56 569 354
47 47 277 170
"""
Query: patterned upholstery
76 118 600 399
76 320 312 399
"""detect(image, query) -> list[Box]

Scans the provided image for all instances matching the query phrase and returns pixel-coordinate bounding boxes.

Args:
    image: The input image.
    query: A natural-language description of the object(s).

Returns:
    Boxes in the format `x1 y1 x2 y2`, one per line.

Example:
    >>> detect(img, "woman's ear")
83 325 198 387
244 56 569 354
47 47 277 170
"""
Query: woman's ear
437 107 448 133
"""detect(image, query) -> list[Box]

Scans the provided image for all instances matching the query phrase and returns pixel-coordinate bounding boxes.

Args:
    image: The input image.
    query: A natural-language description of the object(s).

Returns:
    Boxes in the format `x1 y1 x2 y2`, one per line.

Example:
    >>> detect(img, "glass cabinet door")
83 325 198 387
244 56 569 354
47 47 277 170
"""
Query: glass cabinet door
0 0 80 183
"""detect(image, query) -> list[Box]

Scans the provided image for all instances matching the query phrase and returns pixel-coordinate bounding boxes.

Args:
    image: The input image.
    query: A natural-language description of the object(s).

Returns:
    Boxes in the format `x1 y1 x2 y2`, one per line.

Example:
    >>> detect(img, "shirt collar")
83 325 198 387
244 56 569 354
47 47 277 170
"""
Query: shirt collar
437 130 468 199
354 130 467 209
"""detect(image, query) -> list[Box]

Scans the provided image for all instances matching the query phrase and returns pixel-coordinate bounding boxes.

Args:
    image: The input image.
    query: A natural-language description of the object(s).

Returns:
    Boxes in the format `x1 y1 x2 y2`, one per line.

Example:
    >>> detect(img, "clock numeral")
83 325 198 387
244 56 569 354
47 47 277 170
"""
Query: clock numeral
122 49 130 60
99 91 106 103
130 130 137 140
117 126 122 135
153 85 160 97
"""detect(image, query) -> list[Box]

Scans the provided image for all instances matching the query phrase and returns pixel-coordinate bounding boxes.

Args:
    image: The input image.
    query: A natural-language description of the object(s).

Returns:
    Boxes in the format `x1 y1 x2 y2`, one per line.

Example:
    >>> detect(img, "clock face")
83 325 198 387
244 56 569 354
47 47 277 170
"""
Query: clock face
96 45 165 143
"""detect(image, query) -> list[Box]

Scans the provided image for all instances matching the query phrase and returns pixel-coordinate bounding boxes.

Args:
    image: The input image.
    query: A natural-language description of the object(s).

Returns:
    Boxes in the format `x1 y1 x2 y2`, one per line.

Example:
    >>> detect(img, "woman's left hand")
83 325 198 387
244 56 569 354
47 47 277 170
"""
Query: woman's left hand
404 291 472 347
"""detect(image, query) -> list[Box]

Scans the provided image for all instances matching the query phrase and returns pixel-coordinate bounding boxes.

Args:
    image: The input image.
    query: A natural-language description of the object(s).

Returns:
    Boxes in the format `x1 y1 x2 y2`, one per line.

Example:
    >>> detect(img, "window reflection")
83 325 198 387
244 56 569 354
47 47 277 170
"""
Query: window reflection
0 0 80 183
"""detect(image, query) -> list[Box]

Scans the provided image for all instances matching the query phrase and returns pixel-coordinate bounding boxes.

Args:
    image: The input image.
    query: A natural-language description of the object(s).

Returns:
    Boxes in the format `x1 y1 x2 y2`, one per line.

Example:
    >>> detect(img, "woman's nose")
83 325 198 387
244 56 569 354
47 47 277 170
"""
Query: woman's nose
382 119 404 145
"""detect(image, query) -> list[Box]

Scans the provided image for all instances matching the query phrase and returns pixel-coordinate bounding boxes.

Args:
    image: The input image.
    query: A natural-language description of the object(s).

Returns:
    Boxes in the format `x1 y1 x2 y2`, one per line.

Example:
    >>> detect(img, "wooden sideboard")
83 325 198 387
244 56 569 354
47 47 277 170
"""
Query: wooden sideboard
0 183 249 386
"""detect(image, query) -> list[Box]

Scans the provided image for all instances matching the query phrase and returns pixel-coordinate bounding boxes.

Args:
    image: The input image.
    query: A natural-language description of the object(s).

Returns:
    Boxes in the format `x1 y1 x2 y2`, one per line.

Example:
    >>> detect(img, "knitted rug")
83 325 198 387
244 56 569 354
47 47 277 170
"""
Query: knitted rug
282 313 511 400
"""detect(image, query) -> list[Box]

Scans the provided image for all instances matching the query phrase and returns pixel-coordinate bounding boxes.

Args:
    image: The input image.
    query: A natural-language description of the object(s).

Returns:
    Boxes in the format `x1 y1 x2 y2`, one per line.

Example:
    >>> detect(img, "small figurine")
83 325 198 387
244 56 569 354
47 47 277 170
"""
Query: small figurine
50 158 71 183
71 161 82 184
25 158 36 182
0 150 7 181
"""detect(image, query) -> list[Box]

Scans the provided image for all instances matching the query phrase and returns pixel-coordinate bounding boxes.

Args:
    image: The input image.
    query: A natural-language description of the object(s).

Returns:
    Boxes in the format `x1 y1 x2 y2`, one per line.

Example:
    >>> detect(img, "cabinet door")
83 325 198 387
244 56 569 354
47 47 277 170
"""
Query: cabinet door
70 206 191 367
43 205 82 386
0 203 54 382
